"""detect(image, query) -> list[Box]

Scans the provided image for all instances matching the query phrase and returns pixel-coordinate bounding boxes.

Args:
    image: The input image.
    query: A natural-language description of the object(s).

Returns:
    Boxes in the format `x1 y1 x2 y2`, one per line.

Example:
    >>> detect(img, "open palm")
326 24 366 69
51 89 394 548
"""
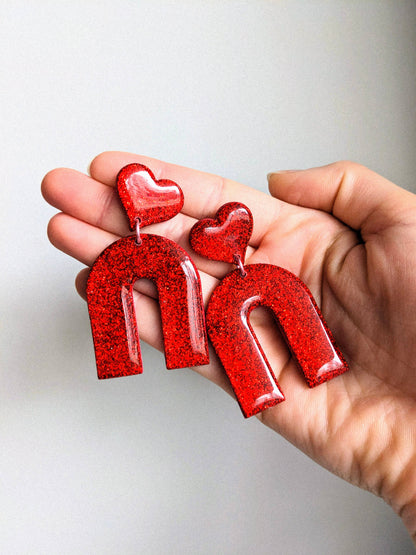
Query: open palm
42 152 416 539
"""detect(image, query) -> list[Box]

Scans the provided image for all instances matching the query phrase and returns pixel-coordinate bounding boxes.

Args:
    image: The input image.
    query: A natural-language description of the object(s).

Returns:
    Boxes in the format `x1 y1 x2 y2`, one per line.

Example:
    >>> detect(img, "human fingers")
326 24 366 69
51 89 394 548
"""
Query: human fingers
46 208 248 281
89 151 283 247
42 168 254 278
268 161 416 236
48 212 221 309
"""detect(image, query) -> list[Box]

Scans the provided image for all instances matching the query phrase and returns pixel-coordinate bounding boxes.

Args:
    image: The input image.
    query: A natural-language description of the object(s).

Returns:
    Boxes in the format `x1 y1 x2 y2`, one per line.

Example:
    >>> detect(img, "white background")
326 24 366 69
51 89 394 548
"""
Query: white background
1 1 415 553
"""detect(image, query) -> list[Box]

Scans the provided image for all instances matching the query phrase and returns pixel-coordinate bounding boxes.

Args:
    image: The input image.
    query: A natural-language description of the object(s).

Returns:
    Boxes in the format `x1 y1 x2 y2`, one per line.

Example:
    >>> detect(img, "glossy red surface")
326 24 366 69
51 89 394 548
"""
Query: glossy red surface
87 234 209 379
189 202 253 265
117 163 184 230
206 264 349 418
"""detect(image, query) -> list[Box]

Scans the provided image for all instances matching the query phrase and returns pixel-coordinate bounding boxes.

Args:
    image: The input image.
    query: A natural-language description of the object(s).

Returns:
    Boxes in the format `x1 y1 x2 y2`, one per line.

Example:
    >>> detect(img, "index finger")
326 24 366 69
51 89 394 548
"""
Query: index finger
89 151 282 247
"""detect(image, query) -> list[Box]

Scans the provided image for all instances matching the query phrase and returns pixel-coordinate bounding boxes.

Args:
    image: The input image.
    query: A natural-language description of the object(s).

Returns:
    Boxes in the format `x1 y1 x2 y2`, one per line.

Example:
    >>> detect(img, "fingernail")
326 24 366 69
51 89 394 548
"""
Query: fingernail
267 170 300 181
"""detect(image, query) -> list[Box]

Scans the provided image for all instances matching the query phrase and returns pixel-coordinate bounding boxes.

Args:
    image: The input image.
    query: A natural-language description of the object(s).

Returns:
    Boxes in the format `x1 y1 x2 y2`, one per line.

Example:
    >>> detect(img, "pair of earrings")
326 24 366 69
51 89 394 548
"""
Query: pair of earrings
87 164 348 418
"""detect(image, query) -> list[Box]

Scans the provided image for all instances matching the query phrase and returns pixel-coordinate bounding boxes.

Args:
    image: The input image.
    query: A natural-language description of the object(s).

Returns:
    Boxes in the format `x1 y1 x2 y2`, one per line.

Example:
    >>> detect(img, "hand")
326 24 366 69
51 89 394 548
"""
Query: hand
42 152 416 540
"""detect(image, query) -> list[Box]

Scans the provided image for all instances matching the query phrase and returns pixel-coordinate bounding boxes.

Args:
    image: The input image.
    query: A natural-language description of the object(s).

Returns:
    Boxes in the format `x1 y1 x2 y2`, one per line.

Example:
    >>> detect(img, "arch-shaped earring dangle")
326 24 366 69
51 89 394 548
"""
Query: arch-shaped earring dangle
86 163 209 379
189 202 349 418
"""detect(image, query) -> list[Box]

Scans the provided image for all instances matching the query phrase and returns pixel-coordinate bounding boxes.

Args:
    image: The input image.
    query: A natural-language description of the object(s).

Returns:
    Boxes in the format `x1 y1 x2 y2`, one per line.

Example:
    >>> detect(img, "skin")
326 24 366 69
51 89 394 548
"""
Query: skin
42 152 416 541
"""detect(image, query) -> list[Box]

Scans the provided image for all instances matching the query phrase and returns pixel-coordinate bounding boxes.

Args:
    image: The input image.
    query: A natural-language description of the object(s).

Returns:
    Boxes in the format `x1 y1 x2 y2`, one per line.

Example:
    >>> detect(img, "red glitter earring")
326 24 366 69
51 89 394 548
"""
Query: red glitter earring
189 202 349 418
87 163 209 379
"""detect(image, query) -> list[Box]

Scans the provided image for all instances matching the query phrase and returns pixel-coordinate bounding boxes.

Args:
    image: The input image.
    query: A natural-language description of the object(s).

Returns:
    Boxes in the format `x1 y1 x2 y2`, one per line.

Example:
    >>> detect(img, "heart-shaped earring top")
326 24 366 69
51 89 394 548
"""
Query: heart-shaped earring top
190 202 253 265
117 163 184 230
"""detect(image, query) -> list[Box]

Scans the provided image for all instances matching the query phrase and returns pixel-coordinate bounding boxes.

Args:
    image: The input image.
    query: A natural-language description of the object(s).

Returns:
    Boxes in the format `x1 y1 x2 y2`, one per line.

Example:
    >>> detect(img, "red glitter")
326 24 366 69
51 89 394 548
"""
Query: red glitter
190 201 349 418
189 202 253 265
206 264 348 417
87 234 209 379
117 163 184 230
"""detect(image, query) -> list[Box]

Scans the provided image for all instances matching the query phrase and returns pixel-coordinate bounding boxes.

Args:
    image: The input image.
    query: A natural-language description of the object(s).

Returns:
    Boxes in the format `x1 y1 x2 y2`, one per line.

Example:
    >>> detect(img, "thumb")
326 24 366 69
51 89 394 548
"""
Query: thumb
268 161 416 235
